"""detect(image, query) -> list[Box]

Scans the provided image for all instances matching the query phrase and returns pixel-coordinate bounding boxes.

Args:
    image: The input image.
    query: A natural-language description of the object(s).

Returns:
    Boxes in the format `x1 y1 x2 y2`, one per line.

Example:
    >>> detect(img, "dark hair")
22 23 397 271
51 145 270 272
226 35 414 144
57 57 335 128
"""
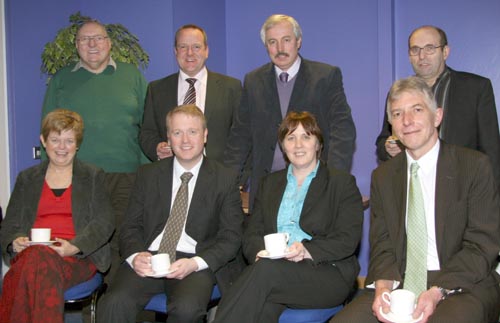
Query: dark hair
41 109 84 147
278 111 323 163
175 24 208 47
166 104 207 132
408 25 448 48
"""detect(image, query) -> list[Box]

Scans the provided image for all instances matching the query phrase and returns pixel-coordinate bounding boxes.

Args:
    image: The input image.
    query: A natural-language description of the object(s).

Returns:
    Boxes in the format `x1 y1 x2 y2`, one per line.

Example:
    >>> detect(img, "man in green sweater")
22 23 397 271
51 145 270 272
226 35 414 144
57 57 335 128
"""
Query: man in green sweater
41 20 148 283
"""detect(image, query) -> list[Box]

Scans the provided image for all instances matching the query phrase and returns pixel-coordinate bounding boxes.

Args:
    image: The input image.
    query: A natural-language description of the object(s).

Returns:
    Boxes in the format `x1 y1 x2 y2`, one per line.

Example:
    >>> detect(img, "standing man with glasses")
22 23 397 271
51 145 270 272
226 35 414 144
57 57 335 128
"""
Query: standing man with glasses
42 20 148 283
224 14 356 209
140 24 242 163
375 25 500 191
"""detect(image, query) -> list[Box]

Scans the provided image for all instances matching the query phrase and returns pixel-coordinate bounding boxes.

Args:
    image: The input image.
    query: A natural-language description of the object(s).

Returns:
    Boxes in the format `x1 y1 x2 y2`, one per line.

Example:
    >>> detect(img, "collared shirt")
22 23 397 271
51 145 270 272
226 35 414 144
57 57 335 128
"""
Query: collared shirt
405 140 441 271
177 67 208 112
127 156 208 271
274 56 301 81
276 161 318 244
71 57 117 73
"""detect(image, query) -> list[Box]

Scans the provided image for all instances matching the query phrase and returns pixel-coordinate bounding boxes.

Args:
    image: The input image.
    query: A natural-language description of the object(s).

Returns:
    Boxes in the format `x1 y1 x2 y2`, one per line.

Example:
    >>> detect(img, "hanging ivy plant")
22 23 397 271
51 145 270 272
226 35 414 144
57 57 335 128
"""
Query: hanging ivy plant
41 12 149 78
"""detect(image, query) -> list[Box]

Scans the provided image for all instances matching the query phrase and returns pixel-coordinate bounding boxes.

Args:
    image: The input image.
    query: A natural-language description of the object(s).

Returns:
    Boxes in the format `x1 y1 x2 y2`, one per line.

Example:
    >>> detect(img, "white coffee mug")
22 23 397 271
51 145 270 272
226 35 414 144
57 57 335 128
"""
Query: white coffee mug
151 253 171 273
382 289 416 318
31 228 51 242
264 232 290 256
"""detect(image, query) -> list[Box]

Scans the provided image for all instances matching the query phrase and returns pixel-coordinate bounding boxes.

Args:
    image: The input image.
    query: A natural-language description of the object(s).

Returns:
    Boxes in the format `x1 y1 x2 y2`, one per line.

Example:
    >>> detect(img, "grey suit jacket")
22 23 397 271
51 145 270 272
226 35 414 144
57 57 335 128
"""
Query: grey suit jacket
119 157 244 292
140 70 242 163
375 67 500 190
224 58 356 208
0 159 114 272
367 142 500 299
244 163 363 286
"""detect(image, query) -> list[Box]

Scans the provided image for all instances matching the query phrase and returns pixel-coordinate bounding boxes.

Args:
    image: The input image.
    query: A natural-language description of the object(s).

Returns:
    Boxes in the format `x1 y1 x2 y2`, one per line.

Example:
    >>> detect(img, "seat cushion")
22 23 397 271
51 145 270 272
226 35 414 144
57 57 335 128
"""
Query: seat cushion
64 273 102 300
145 285 221 312
278 305 343 323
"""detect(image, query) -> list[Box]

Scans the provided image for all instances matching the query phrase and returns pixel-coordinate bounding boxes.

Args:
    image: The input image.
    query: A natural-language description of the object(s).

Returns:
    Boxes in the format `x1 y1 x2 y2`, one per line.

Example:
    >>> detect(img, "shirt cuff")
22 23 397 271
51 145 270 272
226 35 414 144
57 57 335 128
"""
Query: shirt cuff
126 252 139 268
193 256 208 271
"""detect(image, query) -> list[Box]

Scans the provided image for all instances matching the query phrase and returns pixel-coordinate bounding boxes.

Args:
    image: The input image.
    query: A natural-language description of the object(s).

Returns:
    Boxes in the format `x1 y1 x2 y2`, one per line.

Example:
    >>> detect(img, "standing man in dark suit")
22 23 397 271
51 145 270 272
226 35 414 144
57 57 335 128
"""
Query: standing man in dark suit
98 105 244 323
376 25 500 190
140 24 242 163
332 76 500 323
224 14 356 208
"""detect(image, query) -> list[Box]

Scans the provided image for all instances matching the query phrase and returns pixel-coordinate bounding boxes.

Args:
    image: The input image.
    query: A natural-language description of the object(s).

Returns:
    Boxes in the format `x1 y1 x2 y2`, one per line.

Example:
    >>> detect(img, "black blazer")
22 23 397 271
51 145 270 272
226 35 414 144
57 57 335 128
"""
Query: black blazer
375 67 500 190
119 157 244 292
244 163 363 286
224 58 356 208
0 159 114 272
140 70 242 163
367 142 500 299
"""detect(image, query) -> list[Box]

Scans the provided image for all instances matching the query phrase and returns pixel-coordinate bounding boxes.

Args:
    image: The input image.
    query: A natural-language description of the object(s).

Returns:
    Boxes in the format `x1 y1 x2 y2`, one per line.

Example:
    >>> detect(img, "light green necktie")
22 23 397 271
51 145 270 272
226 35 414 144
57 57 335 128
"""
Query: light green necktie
404 162 428 295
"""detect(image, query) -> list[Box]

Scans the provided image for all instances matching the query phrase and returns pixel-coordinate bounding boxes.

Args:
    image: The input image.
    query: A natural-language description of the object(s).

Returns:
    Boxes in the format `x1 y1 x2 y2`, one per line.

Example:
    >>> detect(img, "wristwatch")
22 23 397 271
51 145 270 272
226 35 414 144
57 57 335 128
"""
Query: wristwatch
435 286 463 300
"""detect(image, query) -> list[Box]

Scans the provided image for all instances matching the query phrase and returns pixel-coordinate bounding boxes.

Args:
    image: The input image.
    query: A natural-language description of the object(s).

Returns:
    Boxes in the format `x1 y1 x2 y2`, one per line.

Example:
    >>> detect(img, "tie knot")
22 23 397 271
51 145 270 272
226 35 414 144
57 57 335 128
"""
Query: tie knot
186 78 197 86
181 172 193 183
279 72 288 83
410 162 420 175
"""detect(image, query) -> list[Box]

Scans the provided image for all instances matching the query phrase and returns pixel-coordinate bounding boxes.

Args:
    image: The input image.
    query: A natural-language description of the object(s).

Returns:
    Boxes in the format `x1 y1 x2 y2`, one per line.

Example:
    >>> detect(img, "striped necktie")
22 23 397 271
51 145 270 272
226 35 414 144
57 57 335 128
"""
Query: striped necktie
183 78 197 105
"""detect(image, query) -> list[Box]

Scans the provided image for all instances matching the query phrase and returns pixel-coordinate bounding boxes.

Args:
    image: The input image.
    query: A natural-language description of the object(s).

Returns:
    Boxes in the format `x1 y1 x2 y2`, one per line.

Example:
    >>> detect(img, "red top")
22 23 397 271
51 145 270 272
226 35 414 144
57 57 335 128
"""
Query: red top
33 181 76 240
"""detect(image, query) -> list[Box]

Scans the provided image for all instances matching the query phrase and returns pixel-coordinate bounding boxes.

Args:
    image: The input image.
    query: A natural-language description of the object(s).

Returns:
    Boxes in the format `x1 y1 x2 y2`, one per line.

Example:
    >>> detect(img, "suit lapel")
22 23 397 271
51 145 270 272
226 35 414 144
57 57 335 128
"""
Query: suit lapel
204 71 217 124
263 65 283 122
186 158 212 229
390 156 408 249
158 159 174 222
289 58 308 112
301 164 328 217
434 144 456 254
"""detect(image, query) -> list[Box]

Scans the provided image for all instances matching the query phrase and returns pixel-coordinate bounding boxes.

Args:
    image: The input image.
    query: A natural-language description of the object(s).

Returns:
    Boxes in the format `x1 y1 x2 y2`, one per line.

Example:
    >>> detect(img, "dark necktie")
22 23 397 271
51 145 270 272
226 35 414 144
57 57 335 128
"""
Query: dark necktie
404 162 428 295
183 78 197 105
279 72 288 83
158 172 193 261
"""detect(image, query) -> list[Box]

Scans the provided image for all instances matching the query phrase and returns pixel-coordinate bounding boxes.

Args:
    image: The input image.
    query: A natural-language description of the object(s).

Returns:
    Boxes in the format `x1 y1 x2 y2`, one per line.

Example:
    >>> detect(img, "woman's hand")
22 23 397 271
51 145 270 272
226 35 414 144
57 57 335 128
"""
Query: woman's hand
50 238 80 257
12 236 29 253
284 241 312 262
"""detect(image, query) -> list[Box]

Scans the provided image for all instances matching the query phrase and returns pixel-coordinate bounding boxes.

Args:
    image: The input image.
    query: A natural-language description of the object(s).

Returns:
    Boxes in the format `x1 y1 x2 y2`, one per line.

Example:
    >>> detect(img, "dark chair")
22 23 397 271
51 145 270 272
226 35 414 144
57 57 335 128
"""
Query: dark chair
64 272 105 323
144 285 343 323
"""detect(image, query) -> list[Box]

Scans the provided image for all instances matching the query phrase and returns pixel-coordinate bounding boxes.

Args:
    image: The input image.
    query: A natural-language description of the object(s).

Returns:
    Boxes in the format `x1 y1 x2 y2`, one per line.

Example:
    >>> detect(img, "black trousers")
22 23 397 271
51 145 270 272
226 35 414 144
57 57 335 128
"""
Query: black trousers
97 261 216 323
213 258 352 323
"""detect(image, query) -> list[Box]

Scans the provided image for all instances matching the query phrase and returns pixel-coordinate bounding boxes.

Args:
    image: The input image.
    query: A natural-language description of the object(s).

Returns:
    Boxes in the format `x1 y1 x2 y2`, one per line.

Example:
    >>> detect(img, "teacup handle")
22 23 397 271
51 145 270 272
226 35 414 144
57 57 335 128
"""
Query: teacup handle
381 291 391 306
284 232 290 243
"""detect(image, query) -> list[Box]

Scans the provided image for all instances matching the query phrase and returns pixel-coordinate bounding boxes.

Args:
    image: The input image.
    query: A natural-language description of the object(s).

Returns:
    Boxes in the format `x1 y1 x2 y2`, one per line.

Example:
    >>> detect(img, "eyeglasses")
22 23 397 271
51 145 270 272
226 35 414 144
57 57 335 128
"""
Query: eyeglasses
176 44 204 53
409 45 444 56
76 35 109 45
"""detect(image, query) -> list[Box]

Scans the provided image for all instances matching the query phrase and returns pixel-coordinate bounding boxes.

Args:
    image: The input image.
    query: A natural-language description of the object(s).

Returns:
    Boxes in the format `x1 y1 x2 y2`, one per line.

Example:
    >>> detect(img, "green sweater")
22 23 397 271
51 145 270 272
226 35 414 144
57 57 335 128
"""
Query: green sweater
42 62 149 173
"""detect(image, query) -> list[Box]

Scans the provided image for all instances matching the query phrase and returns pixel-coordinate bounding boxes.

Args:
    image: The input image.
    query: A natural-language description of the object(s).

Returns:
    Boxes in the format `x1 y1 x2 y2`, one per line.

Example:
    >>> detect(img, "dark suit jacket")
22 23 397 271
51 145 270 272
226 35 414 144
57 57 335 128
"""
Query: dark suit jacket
224 58 356 207
119 157 244 292
140 70 242 163
0 159 114 272
375 67 500 190
244 163 363 286
367 142 500 301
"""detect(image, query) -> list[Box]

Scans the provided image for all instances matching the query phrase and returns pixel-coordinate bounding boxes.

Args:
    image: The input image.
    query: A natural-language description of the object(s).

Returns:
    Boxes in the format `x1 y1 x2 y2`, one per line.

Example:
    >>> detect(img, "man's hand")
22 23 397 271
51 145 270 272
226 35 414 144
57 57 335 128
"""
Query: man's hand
372 280 394 323
156 142 173 160
167 258 199 280
385 136 403 157
132 252 154 277
412 287 442 323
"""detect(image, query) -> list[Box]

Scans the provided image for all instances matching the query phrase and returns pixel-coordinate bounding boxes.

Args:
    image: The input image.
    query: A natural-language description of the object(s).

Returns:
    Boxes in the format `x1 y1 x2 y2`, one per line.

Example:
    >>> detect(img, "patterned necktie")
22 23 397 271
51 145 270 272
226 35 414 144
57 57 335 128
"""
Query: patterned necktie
183 78 197 105
279 72 288 83
158 172 193 261
404 162 428 295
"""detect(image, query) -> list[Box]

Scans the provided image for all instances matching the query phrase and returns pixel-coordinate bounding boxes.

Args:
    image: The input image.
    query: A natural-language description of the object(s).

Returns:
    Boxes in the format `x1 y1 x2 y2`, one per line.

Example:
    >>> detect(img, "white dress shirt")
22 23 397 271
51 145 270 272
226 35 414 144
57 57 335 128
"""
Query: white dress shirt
177 67 208 112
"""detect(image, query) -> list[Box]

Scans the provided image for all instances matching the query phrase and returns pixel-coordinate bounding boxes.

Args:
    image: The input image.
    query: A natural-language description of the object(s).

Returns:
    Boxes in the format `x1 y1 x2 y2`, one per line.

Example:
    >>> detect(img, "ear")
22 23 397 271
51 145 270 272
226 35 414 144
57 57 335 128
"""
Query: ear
297 37 302 50
442 45 450 60
203 128 208 144
434 107 444 128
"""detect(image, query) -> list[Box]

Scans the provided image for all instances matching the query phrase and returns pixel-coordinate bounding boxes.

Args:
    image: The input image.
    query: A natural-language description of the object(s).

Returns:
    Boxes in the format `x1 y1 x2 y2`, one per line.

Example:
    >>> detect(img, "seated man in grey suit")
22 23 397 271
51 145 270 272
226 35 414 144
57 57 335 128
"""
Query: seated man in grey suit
98 105 244 323
332 76 500 323
140 24 242 163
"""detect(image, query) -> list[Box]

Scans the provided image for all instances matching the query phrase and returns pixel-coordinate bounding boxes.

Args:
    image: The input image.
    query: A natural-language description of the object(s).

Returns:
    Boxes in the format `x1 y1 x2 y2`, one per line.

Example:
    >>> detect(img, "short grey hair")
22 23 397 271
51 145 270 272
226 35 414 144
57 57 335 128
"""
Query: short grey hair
260 14 302 44
386 76 437 122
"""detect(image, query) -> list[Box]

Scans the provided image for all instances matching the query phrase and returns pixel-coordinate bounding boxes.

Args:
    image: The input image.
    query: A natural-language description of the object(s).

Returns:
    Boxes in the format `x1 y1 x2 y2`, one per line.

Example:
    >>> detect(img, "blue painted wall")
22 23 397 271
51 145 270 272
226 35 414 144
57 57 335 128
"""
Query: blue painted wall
5 0 500 277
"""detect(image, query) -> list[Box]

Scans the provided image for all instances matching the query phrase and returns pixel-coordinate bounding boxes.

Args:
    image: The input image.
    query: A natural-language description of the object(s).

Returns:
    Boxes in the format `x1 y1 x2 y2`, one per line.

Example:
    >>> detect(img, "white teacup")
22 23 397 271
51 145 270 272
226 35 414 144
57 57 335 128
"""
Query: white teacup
151 253 171 273
31 228 51 242
381 289 416 318
264 232 289 256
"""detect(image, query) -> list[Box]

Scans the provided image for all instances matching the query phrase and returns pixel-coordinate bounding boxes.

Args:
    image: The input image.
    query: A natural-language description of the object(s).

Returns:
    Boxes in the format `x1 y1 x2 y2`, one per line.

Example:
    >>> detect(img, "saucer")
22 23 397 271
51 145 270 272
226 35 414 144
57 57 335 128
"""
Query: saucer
28 240 56 246
379 307 423 323
258 250 291 259
145 268 177 278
